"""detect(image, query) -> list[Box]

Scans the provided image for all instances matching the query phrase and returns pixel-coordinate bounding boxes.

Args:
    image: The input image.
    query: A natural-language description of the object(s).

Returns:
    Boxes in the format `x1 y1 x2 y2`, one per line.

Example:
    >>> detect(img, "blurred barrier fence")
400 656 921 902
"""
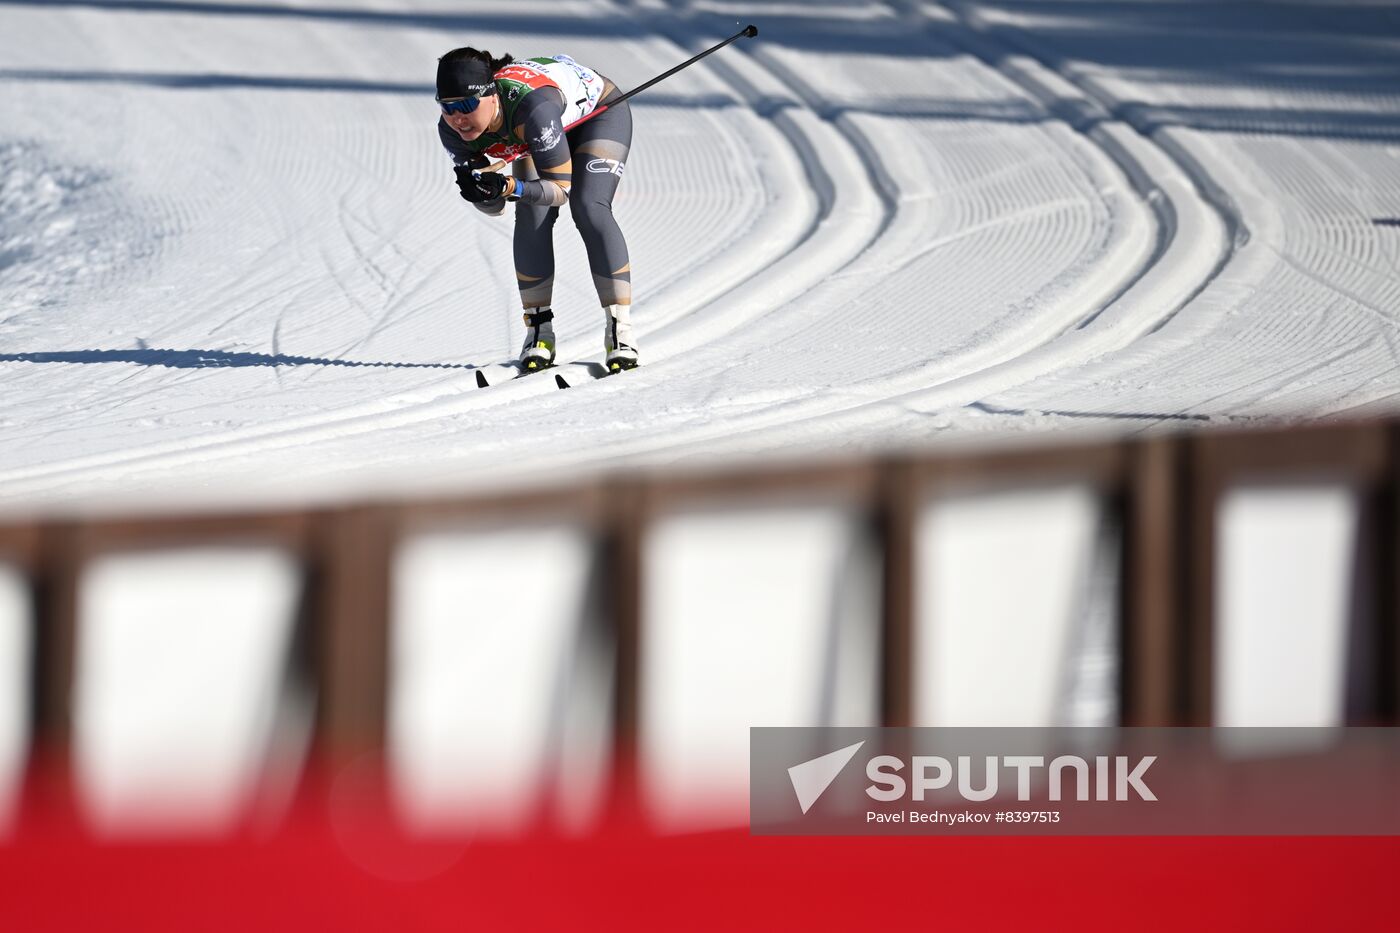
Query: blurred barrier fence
0 420 1396 835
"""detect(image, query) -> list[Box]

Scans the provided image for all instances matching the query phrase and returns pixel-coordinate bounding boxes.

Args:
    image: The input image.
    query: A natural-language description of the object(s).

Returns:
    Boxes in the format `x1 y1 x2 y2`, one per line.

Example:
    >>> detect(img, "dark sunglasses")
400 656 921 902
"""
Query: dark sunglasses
438 89 495 115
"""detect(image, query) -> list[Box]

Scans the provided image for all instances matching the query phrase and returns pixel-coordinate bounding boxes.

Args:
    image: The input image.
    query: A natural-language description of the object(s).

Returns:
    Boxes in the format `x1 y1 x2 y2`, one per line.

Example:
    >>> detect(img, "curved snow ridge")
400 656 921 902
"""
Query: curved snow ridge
936 0 1400 423
943 0 1244 325
784 132 1228 441
739 19 1230 428
629 8 887 359
937 19 1230 344
1061 128 1400 422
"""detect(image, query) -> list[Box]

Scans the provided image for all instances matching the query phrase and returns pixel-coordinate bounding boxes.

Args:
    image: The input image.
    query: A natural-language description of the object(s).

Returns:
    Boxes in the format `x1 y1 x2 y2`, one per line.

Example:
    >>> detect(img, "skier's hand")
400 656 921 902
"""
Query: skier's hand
454 166 512 203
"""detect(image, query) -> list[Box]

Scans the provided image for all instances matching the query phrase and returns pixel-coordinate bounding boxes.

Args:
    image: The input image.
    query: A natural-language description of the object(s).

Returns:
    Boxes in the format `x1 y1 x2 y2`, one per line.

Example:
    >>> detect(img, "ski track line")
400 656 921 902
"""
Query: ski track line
1144 132 1400 420
0 12 882 502
939 1 1400 422
942 0 1246 325
603 0 888 359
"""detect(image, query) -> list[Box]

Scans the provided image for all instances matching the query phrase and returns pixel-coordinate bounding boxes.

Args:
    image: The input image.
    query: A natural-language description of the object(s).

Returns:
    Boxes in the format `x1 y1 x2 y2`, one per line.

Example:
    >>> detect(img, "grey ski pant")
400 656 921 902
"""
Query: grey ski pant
512 99 633 310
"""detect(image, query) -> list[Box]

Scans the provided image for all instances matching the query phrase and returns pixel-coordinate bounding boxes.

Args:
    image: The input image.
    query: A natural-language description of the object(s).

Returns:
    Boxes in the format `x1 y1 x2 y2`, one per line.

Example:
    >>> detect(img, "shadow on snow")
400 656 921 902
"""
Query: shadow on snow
4 1 1398 143
0 348 475 370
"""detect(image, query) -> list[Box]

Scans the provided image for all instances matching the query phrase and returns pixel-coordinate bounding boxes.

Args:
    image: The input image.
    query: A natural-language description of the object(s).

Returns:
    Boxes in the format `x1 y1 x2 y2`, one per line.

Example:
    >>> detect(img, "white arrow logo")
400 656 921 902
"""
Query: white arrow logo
787 741 865 814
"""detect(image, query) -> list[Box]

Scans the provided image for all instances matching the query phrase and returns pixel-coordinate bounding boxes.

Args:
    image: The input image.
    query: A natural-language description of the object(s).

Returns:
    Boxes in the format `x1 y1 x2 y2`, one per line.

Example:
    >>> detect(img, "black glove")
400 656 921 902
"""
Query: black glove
454 166 511 203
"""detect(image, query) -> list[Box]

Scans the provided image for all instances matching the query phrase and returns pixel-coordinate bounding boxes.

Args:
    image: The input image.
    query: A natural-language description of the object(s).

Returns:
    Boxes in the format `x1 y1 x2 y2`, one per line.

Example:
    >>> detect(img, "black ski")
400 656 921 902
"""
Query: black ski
475 359 629 389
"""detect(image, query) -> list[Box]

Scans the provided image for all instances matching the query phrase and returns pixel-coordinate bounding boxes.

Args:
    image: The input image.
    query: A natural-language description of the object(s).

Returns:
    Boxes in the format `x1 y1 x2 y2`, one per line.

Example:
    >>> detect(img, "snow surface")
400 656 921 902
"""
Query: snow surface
1 0 1399 514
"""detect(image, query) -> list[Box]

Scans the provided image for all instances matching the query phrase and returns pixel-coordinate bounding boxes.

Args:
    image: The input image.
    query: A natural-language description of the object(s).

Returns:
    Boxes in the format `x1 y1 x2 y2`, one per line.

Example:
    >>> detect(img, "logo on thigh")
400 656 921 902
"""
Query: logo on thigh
534 124 561 149
586 158 625 177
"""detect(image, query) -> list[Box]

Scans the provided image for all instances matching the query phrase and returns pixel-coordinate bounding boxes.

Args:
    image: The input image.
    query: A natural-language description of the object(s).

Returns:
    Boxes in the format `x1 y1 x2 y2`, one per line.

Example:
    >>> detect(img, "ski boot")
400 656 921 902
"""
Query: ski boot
603 303 639 373
520 308 556 372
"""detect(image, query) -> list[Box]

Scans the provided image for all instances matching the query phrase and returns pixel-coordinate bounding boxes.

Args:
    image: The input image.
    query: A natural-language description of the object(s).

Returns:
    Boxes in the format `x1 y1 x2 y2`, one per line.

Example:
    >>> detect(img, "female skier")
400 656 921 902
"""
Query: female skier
436 47 638 372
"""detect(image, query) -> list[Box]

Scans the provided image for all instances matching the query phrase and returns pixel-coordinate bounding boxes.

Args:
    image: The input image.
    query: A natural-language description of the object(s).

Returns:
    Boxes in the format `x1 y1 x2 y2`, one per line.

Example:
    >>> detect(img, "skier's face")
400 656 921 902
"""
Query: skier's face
442 92 497 142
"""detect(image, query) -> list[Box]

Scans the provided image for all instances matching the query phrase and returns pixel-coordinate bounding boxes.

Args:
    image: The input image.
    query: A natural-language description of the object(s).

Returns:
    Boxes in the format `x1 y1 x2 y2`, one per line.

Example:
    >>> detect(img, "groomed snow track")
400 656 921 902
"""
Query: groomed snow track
1 0 1398 513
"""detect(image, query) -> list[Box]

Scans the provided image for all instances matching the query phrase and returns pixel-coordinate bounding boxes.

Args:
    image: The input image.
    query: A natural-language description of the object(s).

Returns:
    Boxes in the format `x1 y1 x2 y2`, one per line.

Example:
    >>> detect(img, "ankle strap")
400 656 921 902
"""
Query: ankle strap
523 309 554 326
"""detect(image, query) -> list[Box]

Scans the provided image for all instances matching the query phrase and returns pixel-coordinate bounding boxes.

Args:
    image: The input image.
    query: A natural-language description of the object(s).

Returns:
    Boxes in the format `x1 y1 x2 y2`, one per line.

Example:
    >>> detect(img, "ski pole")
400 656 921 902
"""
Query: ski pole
581 23 759 124
482 24 759 172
